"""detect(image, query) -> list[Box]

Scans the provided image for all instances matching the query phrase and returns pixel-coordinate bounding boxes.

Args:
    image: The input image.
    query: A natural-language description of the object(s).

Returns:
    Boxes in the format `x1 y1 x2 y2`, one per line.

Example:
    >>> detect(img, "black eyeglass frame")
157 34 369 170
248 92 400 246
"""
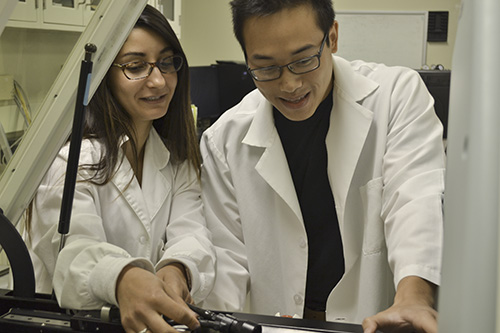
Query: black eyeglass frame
247 33 329 82
112 54 183 80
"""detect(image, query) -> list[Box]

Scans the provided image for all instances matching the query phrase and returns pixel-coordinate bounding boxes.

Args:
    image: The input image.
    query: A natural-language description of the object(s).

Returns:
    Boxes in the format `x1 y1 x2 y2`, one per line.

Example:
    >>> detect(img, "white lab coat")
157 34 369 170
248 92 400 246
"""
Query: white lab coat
199 56 445 324
29 127 215 310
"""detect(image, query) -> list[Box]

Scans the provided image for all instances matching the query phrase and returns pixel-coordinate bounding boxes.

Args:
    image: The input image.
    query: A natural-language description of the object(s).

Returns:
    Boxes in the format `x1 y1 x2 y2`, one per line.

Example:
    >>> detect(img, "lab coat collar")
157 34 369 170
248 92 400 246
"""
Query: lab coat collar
242 92 302 221
146 127 171 170
242 92 275 148
112 128 171 224
117 128 171 170
331 55 379 102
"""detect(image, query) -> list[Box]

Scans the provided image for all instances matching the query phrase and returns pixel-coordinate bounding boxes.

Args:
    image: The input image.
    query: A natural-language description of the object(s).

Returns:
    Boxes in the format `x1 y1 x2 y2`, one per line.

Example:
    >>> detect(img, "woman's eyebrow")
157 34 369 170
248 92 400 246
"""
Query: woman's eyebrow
119 46 174 59
160 46 175 54
120 51 146 58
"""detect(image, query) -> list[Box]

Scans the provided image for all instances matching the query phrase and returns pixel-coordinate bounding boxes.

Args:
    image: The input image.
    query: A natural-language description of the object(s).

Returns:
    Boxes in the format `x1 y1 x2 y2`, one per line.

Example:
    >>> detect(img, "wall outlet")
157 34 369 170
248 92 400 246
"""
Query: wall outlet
0 75 14 101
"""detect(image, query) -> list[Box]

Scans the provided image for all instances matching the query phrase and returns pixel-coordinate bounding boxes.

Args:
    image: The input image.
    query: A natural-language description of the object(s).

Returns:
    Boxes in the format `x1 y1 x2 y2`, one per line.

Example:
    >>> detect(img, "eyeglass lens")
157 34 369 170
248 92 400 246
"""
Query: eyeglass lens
123 55 183 80
253 56 320 81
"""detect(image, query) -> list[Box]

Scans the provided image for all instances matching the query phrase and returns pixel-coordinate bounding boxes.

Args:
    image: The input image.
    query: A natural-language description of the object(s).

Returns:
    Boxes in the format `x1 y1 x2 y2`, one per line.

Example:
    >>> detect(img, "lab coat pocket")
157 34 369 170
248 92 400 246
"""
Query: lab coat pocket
359 177 385 255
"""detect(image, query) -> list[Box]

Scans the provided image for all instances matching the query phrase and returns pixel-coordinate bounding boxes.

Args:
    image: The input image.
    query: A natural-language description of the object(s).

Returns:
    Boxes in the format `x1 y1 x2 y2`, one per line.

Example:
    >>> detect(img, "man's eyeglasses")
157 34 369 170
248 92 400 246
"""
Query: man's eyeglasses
112 55 183 80
247 33 328 82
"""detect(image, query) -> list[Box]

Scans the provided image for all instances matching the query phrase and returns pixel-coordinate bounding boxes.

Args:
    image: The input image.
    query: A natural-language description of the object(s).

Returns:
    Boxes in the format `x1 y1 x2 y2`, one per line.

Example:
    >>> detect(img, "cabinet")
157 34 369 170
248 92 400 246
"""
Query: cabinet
148 0 181 38
7 1 180 35
7 0 101 31
8 0 37 24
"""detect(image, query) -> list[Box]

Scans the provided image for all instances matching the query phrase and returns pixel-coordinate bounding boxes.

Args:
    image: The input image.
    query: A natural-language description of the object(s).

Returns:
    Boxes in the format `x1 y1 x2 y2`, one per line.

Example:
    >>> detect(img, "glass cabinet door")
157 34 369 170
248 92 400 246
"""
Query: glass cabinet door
43 0 83 26
9 0 37 23
152 0 181 38
83 0 101 26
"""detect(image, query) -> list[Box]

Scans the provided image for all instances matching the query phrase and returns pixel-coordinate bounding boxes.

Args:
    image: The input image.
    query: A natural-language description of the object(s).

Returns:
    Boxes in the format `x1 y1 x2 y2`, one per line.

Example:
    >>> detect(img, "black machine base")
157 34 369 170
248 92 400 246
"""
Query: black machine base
0 289 363 333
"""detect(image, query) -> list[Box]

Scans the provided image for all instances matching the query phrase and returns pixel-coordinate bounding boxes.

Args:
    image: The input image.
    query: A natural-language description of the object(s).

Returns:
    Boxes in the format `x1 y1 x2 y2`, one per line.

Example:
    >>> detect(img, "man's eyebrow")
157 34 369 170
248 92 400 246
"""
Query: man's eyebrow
292 44 315 55
250 44 315 61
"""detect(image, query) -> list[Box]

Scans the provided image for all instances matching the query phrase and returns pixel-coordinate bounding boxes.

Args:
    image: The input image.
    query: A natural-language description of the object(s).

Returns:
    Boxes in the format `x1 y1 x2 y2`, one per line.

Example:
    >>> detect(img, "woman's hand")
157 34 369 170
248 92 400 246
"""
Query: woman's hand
156 263 193 304
116 265 199 333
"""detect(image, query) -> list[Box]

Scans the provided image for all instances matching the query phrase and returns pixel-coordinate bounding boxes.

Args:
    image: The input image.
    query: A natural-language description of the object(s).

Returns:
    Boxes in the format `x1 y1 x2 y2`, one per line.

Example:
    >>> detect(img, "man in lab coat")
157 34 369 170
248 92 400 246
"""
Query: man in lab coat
199 0 445 332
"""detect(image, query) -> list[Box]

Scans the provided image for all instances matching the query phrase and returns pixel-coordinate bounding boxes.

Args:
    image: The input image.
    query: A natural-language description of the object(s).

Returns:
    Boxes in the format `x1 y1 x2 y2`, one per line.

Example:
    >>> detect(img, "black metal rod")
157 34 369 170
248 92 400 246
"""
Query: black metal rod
58 43 97 252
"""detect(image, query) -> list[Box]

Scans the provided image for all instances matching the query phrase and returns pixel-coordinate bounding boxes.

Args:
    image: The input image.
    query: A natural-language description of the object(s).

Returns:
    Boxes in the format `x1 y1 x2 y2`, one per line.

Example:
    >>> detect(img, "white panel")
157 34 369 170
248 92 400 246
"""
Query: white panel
43 0 83 26
438 0 500 331
335 11 427 69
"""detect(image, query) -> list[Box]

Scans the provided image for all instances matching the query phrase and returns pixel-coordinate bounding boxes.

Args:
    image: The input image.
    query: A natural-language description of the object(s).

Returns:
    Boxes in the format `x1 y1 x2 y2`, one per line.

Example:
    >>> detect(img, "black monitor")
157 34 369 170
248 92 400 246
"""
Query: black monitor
417 70 451 138
190 62 256 120
189 65 221 119
190 62 256 137
215 61 256 113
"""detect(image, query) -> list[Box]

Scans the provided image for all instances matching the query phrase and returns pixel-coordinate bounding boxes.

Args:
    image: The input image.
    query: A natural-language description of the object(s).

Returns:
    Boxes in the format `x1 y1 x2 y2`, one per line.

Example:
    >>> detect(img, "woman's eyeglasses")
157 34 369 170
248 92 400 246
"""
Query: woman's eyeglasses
112 55 183 80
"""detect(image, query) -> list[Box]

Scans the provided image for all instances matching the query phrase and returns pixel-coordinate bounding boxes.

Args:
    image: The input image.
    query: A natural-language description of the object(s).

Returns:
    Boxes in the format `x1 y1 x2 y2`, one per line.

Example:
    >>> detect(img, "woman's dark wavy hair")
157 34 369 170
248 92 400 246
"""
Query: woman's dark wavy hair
229 0 335 52
25 5 198 234
84 4 200 184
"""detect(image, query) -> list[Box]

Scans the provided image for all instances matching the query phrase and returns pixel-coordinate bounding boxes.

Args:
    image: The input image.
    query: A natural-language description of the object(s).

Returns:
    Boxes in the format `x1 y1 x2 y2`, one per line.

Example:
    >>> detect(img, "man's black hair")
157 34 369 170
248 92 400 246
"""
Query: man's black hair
229 0 335 51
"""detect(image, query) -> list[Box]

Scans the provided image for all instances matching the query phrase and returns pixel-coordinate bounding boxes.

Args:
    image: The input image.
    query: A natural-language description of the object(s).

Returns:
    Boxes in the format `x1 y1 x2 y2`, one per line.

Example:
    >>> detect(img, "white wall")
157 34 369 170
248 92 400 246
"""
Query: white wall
181 1 240 66
0 28 80 134
181 0 461 69
0 0 461 128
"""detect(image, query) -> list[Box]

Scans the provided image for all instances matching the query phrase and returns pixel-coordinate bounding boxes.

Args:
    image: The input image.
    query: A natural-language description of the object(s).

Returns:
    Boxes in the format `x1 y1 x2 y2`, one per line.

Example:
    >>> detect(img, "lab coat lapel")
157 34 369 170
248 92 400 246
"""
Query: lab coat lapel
141 128 170 221
242 99 303 222
328 56 378 273
111 152 151 225
111 129 170 226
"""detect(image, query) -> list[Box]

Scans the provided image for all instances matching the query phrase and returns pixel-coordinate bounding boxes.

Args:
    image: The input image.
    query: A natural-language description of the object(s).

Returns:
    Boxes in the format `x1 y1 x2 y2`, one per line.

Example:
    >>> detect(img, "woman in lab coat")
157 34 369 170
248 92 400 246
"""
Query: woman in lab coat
28 5 215 333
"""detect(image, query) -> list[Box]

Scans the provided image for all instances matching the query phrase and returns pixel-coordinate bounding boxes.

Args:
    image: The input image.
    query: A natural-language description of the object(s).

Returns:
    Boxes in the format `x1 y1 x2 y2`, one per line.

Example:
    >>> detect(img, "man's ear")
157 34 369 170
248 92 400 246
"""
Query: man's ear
329 20 339 54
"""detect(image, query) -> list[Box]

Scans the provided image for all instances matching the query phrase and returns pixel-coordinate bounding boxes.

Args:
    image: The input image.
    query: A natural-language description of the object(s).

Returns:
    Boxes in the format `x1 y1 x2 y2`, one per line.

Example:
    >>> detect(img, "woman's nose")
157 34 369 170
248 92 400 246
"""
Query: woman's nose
146 66 167 87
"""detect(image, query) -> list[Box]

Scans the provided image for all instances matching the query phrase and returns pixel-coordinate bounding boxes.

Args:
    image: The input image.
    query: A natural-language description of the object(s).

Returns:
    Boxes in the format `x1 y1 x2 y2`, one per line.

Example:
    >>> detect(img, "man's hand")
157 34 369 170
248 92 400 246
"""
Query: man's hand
362 276 438 333
116 265 199 333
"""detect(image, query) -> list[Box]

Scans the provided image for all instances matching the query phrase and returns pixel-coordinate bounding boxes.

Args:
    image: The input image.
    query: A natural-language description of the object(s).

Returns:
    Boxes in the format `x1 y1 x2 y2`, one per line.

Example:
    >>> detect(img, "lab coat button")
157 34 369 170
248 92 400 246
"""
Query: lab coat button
299 239 307 248
294 294 303 305
139 236 147 244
